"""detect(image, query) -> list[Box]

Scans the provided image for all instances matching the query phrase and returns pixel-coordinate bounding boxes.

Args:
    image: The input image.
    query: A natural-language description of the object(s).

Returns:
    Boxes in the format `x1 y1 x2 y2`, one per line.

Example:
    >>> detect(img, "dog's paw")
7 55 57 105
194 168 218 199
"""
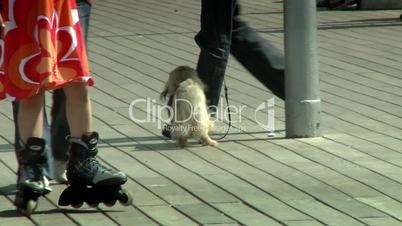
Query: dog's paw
176 137 187 148
200 136 218 146
208 140 218 146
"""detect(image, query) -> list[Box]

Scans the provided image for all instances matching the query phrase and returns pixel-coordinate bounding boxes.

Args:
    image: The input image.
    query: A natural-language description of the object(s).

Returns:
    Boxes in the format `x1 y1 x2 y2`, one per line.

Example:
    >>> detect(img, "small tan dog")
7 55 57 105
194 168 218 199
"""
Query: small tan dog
160 66 217 147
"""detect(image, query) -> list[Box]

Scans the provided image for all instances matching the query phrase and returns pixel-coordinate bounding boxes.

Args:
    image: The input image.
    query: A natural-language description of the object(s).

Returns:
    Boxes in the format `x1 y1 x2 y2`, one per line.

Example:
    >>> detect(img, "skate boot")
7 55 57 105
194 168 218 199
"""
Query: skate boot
58 132 132 208
14 138 49 216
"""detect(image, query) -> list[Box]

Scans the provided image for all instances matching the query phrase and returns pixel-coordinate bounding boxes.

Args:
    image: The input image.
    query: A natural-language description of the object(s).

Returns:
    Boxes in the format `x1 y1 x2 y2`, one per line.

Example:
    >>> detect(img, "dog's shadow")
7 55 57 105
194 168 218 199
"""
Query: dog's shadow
100 136 180 152
99 129 286 151
101 136 218 151
130 140 208 151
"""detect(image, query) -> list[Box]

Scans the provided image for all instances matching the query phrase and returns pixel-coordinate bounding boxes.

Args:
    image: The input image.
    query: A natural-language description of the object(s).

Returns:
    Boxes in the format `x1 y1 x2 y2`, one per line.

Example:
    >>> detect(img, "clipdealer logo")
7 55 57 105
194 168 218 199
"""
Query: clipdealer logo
128 97 276 135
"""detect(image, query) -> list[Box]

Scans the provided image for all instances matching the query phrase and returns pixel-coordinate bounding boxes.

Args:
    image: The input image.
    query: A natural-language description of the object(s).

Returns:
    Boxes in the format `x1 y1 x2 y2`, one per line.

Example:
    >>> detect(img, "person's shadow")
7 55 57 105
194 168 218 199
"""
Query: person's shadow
0 184 122 217
0 184 19 217
0 184 17 196
0 208 116 218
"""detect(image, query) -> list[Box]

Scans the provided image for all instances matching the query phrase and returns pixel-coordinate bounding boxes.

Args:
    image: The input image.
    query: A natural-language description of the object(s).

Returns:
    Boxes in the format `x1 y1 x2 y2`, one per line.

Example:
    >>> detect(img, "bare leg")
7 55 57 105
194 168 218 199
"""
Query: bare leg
15 91 49 202
63 82 92 137
18 91 45 143
61 82 129 190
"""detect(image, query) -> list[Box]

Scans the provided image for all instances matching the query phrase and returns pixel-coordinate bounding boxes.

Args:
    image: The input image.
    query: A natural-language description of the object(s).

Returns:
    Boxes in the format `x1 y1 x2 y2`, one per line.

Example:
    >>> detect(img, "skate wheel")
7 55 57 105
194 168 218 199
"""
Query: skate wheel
87 202 99 208
118 189 133 206
26 200 38 216
104 200 116 207
21 200 37 216
72 202 84 208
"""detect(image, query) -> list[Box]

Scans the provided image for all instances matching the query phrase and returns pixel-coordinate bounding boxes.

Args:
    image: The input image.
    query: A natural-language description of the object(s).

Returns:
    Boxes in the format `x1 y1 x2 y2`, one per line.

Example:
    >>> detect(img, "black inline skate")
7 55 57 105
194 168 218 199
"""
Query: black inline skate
14 138 49 216
58 132 132 208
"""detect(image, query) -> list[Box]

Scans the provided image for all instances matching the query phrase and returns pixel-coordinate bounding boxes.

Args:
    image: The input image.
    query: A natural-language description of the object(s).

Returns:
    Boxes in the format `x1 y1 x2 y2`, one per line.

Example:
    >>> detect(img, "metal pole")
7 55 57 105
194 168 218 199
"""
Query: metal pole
284 0 321 138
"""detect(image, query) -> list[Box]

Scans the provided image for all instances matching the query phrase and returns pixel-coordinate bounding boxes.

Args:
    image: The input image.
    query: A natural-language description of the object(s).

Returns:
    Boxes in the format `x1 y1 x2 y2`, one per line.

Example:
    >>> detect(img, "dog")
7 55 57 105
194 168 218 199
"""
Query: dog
160 66 217 147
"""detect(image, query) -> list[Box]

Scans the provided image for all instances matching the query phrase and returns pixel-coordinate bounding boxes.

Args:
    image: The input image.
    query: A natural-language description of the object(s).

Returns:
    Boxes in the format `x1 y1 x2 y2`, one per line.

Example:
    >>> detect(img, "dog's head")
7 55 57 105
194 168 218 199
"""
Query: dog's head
160 66 205 102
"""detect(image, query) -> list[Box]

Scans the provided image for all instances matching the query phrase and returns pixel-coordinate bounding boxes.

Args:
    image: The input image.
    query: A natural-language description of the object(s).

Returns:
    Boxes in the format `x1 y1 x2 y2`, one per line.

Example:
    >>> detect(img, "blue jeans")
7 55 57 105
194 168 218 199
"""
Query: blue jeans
77 0 91 45
13 0 92 163
195 0 285 109
50 0 91 161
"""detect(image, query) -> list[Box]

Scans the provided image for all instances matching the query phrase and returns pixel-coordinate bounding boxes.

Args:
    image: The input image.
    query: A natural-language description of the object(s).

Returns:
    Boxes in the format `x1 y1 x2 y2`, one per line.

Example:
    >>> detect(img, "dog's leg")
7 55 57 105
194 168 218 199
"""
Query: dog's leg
176 136 188 148
200 135 217 146
167 95 174 119
207 119 214 135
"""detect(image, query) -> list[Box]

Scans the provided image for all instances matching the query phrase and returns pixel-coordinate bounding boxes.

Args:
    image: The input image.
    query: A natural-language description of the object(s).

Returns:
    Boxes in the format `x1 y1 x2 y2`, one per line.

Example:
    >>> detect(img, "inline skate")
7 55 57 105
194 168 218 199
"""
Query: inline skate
58 132 132 208
14 138 49 216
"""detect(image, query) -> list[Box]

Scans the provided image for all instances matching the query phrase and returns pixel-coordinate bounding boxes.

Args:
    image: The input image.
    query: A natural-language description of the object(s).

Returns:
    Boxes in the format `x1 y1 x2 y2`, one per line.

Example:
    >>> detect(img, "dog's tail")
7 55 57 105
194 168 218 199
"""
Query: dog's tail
160 89 168 102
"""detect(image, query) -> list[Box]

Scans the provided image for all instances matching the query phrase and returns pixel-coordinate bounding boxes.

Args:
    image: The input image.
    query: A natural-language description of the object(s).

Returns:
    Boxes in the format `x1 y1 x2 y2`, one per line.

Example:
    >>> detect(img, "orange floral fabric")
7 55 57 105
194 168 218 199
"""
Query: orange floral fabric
0 0 92 101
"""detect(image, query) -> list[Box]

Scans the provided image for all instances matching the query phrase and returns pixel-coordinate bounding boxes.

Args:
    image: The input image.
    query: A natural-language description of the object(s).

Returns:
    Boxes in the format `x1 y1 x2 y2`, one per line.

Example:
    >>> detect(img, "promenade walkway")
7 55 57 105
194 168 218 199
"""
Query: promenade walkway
1 0 402 225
